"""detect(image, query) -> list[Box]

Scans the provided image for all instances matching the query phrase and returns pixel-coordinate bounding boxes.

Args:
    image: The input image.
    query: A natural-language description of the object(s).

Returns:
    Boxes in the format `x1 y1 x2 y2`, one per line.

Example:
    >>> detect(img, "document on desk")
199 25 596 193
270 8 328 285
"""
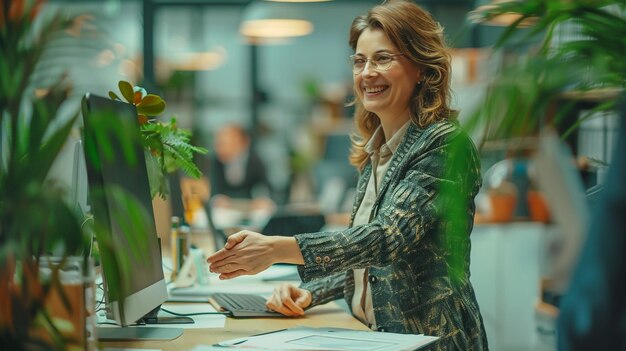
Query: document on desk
210 326 438 350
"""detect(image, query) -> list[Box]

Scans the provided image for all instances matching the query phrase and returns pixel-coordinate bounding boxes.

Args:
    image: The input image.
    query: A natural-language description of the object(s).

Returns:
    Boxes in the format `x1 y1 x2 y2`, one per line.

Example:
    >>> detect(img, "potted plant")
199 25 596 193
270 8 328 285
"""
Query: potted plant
0 1 93 349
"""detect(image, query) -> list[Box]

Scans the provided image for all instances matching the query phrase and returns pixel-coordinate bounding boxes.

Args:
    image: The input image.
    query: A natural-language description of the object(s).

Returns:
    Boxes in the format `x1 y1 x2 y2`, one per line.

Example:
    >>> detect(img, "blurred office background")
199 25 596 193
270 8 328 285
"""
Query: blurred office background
45 0 516 207
37 1 620 350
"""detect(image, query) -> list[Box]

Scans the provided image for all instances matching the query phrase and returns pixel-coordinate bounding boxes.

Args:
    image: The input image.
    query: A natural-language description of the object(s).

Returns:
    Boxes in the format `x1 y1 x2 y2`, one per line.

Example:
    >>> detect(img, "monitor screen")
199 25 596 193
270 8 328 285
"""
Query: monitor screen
81 93 168 327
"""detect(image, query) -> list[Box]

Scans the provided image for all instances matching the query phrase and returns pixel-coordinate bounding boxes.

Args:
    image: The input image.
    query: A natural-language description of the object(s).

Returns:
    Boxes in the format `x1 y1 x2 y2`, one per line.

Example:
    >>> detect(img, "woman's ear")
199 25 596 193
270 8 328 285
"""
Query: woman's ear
416 70 424 84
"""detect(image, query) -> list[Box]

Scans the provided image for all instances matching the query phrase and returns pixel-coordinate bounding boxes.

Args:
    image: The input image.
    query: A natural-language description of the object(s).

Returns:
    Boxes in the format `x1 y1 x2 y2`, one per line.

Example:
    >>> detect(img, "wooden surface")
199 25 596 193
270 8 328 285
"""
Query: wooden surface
99 301 368 351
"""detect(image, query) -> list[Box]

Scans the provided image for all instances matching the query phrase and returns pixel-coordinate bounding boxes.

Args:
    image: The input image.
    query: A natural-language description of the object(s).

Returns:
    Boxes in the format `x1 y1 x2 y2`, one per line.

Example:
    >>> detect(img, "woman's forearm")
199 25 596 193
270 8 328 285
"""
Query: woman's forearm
272 236 304 265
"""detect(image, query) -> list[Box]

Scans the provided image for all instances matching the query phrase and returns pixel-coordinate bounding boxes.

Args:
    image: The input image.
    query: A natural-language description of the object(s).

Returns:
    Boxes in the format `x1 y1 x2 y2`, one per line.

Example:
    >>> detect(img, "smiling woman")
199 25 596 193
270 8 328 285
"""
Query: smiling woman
347 0 456 169
350 28 422 141
207 1 488 350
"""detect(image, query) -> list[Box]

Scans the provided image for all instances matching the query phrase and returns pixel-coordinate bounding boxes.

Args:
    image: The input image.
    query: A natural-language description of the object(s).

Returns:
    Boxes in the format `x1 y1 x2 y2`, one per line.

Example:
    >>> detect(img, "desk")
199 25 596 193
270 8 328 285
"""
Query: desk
100 301 368 351
99 216 366 351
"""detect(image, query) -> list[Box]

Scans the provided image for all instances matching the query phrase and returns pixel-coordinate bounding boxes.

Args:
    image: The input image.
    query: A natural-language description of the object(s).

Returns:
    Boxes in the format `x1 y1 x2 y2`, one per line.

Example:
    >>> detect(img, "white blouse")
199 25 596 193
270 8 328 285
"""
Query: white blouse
351 121 411 330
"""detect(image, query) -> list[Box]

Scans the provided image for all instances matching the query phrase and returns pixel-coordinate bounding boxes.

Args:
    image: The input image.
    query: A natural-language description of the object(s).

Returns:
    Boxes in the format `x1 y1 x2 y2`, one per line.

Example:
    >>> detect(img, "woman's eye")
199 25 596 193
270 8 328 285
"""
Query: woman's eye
375 55 392 64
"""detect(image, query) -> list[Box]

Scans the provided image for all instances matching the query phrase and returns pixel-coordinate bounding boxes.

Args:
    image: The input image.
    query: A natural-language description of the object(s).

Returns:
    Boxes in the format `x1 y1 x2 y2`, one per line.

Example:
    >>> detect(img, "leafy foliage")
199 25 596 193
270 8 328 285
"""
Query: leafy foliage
109 80 208 198
468 0 626 141
0 2 158 349
0 1 90 349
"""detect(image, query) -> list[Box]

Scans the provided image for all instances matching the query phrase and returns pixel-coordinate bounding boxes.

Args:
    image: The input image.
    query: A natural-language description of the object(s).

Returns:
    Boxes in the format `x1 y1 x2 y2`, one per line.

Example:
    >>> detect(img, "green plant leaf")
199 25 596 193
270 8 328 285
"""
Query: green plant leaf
0 56 11 96
144 152 165 198
137 100 166 116
109 91 120 100
137 94 162 107
27 113 77 184
118 80 134 104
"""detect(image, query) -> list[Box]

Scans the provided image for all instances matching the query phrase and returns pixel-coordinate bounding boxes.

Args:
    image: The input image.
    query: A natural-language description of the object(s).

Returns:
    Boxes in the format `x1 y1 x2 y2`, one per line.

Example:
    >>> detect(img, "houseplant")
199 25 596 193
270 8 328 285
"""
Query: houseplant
468 0 625 139
108 80 208 199
0 1 91 349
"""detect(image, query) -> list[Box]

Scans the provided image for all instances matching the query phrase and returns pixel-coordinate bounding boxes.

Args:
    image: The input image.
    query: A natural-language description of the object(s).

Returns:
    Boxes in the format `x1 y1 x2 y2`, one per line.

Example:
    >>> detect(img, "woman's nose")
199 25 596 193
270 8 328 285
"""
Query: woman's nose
361 61 378 77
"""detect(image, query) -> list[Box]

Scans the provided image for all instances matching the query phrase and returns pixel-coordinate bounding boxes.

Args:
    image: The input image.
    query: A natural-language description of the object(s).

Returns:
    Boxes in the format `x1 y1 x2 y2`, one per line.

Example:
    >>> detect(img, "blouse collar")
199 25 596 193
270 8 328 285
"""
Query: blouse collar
364 120 412 157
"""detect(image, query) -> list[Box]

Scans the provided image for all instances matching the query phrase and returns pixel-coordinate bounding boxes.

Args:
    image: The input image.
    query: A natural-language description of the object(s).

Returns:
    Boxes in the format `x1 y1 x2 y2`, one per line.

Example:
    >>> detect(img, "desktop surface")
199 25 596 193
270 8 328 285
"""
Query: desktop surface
99 300 368 351
97 223 368 350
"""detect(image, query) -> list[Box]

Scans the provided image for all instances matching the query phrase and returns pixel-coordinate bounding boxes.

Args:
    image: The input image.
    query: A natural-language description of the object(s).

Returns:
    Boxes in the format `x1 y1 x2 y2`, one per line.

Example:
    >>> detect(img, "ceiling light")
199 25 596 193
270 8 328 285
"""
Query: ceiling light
240 1 313 40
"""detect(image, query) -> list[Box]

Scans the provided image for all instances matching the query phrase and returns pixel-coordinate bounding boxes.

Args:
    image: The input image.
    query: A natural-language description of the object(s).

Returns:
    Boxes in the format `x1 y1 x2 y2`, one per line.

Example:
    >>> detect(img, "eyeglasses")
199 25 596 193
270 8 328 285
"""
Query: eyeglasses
349 53 403 75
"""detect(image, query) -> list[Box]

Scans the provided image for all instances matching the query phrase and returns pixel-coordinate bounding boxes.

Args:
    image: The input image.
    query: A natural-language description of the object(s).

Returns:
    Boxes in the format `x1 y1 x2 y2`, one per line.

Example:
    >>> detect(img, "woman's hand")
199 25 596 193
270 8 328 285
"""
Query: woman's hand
207 230 305 280
207 230 275 279
266 283 312 317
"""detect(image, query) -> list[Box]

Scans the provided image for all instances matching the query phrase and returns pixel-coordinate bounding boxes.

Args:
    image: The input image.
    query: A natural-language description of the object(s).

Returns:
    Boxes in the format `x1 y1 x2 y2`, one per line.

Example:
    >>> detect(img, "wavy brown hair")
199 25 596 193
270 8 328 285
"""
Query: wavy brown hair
348 0 456 170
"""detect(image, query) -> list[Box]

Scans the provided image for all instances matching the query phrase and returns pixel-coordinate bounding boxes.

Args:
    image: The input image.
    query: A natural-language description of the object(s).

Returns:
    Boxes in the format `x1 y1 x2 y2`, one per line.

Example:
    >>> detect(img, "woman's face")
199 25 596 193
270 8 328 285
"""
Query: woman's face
353 28 422 124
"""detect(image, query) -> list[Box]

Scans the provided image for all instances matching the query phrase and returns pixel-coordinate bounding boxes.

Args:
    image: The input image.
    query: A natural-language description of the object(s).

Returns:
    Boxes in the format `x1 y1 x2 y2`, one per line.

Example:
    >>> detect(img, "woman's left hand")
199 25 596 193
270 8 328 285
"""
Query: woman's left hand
207 230 276 279
266 283 312 317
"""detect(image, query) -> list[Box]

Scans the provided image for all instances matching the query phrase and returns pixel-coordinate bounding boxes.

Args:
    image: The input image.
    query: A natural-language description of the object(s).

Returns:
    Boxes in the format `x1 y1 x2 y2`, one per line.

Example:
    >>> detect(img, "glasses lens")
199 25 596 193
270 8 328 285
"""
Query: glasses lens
373 54 393 70
350 54 398 74
350 56 365 74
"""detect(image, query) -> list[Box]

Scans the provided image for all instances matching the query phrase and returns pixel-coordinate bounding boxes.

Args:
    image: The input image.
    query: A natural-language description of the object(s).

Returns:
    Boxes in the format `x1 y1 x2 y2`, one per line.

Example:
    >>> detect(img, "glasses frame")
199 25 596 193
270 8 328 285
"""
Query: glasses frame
349 53 404 75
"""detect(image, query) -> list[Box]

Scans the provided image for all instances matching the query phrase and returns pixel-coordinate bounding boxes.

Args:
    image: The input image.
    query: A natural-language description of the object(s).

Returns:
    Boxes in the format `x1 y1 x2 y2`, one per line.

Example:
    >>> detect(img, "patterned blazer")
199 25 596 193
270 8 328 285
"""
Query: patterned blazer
294 120 489 351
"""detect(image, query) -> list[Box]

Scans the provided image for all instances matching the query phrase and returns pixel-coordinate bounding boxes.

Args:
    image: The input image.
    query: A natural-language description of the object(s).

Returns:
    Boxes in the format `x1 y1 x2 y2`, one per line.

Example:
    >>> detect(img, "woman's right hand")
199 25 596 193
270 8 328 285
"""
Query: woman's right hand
265 283 312 317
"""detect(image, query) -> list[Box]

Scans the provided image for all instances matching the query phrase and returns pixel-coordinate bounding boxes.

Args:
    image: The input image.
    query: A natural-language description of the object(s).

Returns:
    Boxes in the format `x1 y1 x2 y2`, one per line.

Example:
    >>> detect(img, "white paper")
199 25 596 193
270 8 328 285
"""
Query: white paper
216 327 438 351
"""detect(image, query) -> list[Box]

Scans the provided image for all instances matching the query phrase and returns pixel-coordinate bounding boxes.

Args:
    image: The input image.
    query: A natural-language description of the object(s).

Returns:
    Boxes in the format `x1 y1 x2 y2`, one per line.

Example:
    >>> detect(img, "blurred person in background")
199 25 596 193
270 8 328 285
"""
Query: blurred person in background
209 123 274 211
208 1 488 350
557 97 626 351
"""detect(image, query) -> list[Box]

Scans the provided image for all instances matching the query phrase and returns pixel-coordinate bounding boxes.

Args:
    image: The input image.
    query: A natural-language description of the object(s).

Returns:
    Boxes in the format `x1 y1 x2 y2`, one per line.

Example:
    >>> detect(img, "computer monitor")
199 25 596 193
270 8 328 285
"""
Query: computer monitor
81 93 186 340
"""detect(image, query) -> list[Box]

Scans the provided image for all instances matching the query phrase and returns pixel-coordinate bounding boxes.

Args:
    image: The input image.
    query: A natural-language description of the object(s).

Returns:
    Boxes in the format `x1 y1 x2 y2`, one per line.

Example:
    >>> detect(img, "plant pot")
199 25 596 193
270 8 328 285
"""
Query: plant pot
489 193 518 223
528 190 551 223
36 257 96 351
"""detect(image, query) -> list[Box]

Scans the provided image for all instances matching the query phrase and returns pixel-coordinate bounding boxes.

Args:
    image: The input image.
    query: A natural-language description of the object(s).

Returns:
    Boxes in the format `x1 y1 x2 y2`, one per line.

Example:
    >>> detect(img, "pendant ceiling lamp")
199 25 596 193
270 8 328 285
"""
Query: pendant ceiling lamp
240 1 314 42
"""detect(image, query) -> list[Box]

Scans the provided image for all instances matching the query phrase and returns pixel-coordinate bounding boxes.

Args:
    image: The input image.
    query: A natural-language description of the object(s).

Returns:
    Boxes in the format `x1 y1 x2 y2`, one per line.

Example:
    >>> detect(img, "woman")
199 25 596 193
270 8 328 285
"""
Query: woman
208 1 488 349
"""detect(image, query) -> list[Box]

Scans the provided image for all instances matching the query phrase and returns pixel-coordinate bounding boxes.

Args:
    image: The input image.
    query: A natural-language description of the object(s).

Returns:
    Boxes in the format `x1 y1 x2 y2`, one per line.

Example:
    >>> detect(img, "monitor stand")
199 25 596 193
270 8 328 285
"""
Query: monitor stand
97 306 192 341
97 326 183 341
139 305 194 325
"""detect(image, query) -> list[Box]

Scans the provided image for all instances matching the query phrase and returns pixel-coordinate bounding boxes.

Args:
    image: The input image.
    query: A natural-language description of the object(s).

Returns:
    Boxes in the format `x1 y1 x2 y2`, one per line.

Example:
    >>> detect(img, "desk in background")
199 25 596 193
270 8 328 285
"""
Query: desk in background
470 222 553 351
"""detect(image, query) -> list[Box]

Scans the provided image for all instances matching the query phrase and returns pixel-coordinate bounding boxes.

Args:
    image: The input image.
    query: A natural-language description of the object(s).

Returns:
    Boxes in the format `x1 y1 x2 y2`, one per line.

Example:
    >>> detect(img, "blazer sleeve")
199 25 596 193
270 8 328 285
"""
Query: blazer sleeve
299 271 349 307
294 125 481 282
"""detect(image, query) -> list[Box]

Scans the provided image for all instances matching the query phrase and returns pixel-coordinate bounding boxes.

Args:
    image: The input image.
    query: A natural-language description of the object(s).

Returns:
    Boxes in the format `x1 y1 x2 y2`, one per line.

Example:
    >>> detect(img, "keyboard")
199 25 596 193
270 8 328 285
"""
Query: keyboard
211 293 283 318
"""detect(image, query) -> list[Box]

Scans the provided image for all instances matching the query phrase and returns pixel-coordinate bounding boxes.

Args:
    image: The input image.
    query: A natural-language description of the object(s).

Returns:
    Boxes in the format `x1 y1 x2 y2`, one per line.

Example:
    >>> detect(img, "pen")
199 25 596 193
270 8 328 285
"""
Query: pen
250 328 288 337
217 338 247 347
